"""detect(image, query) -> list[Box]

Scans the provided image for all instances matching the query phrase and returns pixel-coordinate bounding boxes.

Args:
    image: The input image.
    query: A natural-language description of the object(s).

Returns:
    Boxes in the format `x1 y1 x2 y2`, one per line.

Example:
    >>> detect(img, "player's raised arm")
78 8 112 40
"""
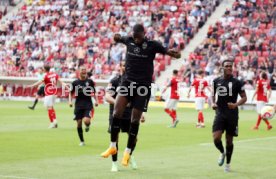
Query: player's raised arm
113 33 128 44
166 49 181 59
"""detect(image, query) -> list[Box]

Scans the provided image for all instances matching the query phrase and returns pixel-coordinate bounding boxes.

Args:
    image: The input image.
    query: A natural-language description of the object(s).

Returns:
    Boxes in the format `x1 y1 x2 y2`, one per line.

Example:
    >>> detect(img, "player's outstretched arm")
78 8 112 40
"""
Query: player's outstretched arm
27 80 43 88
166 49 181 59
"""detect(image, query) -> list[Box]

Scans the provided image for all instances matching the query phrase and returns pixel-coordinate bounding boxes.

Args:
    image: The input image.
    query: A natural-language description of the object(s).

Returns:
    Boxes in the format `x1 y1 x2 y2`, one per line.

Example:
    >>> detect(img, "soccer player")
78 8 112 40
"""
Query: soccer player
187 70 211 128
101 24 181 167
105 61 145 171
162 69 180 128
68 66 98 146
252 72 272 130
211 60 247 172
28 65 67 128
28 67 45 110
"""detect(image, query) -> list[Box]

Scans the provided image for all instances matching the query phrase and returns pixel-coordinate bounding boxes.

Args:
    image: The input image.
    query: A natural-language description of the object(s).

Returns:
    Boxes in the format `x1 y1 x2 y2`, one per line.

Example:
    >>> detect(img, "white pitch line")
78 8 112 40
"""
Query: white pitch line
200 136 276 146
0 175 38 179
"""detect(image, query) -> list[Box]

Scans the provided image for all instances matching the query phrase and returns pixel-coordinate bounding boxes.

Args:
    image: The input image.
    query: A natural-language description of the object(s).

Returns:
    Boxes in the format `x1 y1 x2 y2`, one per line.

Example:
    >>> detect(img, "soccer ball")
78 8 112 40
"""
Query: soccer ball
261 106 275 120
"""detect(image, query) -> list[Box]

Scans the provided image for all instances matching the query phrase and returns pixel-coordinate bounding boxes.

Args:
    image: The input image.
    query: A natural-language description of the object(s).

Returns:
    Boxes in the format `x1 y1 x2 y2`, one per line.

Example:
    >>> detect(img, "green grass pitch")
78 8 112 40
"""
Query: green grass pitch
0 101 276 179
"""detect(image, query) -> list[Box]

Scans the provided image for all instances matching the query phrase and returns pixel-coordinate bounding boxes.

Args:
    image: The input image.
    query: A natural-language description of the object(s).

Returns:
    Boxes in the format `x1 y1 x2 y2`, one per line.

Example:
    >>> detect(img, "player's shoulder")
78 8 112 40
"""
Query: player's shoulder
213 76 223 83
110 75 120 85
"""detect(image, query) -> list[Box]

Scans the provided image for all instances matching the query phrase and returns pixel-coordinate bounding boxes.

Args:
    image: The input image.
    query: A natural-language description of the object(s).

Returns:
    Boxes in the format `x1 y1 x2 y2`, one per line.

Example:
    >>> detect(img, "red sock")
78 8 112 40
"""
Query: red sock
171 110 177 122
199 112 204 123
263 119 271 126
197 112 201 123
48 109 54 122
51 108 56 121
256 115 262 127
165 108 171 115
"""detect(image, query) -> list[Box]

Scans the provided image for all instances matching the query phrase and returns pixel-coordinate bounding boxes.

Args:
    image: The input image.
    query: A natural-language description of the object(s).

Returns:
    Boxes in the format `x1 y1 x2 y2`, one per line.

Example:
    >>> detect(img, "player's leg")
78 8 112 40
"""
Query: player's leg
225 134 234 172
101 95 128 158
263 119 272 130
171 99 179 127
46 95 57 128
83 108 93 132
111 138 119 172
122 107 143 166
164 99 173 122
213 130 225 166
196 97 204 128
77 119 85 146
29 94 39 110
253 101 263 130
129 138 138 169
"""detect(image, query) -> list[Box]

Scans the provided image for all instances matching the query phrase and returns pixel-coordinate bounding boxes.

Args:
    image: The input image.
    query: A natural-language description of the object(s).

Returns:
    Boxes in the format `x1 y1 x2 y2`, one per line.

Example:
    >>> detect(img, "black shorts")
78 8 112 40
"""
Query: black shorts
117 80 151 112
212 109 239 137
74 107 93 120
37 86 45 96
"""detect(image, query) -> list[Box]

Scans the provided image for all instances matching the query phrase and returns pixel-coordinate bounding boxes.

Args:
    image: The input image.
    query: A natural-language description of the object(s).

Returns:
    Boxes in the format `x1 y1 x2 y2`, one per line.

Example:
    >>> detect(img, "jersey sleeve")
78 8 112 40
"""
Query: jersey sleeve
70 81 76 93
117 36 129 45
153 41 168 55
107 77 117 94
90 80 96 93
237 80 245 94
191 80 196 86
204 80 208 87
267 82 271 90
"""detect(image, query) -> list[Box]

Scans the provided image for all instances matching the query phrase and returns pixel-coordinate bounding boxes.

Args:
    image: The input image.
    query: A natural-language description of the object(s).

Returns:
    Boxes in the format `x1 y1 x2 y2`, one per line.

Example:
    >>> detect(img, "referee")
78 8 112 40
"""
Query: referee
69 66 98 146
211 60 247 172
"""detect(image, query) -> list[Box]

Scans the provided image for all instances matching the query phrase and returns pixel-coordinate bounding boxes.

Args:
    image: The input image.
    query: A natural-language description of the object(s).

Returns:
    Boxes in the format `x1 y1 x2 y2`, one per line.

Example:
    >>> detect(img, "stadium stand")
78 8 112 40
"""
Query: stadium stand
0 0 222 82
180 0 276 88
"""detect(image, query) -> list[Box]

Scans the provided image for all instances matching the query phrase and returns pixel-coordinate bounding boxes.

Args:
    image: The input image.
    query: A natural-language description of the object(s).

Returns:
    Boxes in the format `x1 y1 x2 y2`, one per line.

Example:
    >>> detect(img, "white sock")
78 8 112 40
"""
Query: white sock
53 120 57 124
125 148 131 154
110 142 117 148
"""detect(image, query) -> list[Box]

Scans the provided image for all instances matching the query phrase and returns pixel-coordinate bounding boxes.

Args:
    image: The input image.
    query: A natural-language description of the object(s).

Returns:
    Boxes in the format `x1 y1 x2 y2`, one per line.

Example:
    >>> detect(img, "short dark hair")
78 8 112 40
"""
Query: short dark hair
261 72 267 80
222 60 233 67
133 24 145 34
44 65 51 72
173 69 178 75
198 69 204 75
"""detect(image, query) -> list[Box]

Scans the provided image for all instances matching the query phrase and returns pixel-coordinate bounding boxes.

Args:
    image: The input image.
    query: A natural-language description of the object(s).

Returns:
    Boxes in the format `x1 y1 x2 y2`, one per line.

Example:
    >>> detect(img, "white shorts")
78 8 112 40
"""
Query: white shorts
165 99 178 110
44 95 56 107
195 97 205 110
256 101 265 114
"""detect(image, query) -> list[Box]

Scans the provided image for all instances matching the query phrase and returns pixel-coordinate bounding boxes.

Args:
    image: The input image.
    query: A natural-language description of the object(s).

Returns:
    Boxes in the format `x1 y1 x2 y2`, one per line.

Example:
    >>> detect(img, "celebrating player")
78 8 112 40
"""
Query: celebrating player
68 66 98 146
162 69 180 128
211 60 247 172
28 65 67 128
28 67 45 110
187 70 211 128
252 72 272 130
101 24 181 167
105 61 145 171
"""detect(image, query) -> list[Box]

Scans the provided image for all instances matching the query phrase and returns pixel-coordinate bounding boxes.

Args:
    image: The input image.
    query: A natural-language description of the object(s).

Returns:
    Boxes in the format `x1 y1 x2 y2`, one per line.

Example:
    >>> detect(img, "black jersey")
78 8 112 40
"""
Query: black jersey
213 76 245 111
71 78 96 109
107 75 131 120
118 36 167 85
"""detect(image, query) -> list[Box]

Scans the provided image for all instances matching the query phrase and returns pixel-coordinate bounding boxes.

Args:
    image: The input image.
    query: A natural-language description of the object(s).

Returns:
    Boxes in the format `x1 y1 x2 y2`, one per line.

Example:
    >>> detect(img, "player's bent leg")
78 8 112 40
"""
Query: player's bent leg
122 108 142 166
84 117 91 132
213 131 225 166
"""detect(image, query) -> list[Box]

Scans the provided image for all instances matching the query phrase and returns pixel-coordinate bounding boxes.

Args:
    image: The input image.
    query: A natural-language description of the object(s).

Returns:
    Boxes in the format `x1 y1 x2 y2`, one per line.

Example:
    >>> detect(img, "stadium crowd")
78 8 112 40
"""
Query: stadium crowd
180 0 276 88
0 0 221 80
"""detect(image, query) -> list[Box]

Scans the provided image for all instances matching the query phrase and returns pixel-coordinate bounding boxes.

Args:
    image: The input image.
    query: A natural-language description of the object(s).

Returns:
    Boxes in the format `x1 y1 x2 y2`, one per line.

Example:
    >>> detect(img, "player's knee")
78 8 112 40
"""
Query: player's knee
131 118 140 124
113 109 123 119
226 139 233 146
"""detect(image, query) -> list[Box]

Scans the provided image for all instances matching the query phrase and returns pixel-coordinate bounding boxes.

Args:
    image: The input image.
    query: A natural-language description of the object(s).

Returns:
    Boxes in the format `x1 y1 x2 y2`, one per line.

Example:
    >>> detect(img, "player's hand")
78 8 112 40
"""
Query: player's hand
140 115 145 123
212 103 218 110
69 102 73 107
126 103 131 107
227 102 238 109
187 94 190 98
95 102 98 107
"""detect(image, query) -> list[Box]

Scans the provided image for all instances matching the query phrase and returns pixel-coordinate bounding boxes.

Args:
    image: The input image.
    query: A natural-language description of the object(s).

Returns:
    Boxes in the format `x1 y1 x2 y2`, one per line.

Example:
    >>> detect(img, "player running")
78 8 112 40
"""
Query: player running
68 66 98 146
105 61 145 171
252 72 272 130
187 70 211 128
28 65 67 128
28 67 45 110
211 60 247 172
101 24 181 167
162 69 180 128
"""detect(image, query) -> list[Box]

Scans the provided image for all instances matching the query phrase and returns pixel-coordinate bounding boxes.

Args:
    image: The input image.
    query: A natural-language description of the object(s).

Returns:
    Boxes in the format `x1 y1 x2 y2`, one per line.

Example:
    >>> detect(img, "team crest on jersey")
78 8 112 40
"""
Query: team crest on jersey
85 82 89 86
134 47 140 53
142 42 147 49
